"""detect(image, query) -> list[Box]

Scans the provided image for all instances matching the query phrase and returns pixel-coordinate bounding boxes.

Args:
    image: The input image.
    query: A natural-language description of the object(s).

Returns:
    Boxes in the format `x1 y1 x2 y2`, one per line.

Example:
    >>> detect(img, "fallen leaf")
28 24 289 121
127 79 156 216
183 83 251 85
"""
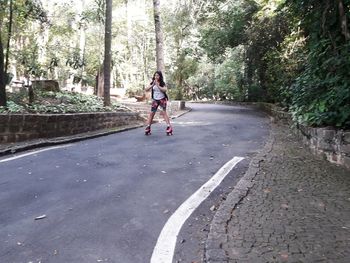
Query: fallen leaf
161 171 167 174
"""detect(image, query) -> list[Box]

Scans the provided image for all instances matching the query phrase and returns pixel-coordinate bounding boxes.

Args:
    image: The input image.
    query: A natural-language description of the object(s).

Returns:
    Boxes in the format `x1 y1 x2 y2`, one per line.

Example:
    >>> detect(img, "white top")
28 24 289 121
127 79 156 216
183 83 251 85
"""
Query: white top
153 84 165 100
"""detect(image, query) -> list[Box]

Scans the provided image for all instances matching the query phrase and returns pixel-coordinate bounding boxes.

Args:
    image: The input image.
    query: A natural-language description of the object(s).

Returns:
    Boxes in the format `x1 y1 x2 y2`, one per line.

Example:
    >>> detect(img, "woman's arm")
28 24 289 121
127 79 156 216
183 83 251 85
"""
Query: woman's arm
145 82 153 92
158 85 167 92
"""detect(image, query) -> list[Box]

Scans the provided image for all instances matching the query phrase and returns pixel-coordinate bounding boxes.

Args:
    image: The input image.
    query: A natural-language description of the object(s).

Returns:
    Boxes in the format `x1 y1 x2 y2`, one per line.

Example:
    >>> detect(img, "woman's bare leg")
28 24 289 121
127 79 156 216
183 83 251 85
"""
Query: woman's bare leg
147 112 156 126
161 111 171 126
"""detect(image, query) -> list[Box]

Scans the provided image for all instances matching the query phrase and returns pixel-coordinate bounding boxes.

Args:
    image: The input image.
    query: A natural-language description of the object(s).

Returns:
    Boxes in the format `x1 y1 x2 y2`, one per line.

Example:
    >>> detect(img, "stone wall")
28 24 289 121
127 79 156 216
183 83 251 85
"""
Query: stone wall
297 124 350 170
0 112 143 144
256 102 350 170
169 100 186 112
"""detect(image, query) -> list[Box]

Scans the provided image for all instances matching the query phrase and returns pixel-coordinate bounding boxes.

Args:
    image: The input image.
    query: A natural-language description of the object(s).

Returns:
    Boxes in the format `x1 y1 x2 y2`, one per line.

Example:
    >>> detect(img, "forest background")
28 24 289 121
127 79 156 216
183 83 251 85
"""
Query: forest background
0 0 349 128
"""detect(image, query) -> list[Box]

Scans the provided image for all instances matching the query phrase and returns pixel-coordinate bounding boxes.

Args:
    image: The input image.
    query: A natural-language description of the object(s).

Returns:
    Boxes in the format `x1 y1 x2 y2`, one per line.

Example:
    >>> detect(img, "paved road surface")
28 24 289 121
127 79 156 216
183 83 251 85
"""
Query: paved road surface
0 103 269 263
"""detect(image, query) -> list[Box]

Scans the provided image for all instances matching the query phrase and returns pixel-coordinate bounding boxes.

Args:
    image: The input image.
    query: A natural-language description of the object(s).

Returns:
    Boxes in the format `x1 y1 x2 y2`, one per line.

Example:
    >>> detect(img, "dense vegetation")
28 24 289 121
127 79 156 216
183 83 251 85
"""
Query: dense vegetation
198 0 350 128
0 0 349 128
0 91 126 113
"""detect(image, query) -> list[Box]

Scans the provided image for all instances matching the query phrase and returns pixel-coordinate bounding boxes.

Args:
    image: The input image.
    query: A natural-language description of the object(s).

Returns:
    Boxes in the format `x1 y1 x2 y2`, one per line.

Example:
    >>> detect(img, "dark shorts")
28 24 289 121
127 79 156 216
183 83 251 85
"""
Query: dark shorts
151 99 167 112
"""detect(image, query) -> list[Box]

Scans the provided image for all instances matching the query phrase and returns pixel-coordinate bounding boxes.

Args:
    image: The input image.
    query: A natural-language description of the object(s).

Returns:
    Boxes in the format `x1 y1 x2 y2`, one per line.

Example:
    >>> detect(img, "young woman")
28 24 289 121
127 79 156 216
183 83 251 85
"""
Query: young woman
144 71 173 135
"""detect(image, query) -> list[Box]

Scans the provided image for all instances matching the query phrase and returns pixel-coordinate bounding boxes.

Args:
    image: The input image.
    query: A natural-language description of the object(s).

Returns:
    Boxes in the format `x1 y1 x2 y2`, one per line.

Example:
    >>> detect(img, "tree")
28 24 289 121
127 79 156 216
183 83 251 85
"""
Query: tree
0 0 9 107
0 32 6 107
5 0 13 75
282 0 350 127
152 0 165 73
103 0 112 106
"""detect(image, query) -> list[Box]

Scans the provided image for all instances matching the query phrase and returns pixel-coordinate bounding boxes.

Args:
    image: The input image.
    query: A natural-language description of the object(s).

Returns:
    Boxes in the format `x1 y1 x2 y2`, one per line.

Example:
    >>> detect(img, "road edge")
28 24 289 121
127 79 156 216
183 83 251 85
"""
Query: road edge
205 120 274 262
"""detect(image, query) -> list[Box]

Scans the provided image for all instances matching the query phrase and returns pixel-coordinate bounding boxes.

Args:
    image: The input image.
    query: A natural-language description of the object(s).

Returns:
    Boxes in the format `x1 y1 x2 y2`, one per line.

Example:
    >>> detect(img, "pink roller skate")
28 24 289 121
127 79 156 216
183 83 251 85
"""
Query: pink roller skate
166 126 173 136
145 126 151 135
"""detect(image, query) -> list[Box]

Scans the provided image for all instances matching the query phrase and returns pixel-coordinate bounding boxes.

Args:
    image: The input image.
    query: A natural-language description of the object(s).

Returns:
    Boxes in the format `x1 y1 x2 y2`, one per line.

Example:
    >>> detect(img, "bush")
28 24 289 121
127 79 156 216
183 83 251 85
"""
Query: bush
0 91 128 114
289 41 350 128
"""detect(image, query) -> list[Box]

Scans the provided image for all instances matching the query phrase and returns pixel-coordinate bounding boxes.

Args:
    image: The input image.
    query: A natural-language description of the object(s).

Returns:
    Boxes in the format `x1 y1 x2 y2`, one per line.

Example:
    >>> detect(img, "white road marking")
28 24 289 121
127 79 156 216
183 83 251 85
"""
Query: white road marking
151 156 244 263
0 144 72 163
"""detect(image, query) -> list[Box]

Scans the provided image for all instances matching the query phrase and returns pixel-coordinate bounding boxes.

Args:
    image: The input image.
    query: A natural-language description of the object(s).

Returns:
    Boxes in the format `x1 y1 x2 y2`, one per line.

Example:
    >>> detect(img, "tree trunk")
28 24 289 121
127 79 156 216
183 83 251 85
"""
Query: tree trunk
103 0 112 106
337 0 350 41
96 65 104 97
5 0 13 74
152 0 165 74
0 34 7 107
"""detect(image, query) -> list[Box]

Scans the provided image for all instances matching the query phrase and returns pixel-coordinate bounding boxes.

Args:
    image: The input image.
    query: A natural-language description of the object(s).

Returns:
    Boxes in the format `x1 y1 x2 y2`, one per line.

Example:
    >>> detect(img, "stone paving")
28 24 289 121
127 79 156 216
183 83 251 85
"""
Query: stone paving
206 122 350 263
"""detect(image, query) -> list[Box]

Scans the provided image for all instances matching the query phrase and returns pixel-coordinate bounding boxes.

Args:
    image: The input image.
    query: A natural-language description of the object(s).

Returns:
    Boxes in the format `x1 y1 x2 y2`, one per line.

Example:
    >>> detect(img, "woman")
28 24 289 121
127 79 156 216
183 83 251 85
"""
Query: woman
144 71 173 135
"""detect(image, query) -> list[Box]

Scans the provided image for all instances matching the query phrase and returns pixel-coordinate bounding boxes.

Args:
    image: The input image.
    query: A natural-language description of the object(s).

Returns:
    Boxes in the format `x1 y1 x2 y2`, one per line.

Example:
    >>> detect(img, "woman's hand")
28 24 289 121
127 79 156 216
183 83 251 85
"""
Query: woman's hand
158 85 167 92
145 82 153 91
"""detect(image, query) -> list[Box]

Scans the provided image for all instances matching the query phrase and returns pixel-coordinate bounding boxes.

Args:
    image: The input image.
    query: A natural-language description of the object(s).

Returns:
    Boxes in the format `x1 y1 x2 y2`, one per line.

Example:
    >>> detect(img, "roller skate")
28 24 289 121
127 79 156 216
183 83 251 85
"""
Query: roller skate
145 125 151 135
166 126 173 136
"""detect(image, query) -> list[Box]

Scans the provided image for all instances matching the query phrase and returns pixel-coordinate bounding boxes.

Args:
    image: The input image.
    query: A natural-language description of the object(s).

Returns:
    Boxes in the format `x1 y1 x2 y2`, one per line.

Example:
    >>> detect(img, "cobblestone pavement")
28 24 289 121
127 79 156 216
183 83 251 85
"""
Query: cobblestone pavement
206 122 350 263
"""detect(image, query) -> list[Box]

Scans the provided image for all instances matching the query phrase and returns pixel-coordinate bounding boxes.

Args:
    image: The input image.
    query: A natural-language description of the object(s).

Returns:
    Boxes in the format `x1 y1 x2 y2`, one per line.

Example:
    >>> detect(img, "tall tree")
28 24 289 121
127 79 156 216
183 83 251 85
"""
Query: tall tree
5 0 13 74
103 0 112 106
0 0 8 107
0 32 6 107
337 0 350 41
152 0 165 74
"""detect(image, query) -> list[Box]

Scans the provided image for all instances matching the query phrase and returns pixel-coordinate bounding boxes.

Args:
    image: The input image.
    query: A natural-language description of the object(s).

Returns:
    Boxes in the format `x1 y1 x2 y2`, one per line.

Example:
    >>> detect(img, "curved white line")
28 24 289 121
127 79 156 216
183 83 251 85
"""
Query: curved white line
0 144 72 163
151 156 244 263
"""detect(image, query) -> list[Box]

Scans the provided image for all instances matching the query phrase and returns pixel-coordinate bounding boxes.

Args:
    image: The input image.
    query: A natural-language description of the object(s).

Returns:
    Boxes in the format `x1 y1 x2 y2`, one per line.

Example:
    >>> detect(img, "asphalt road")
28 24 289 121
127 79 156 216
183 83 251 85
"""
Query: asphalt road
0 103 269 263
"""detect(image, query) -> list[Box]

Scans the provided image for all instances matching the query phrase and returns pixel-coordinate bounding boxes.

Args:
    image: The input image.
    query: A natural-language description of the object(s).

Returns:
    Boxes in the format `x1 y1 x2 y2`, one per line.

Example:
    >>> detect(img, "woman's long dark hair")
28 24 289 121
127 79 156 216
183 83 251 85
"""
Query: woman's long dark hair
151 71 166 87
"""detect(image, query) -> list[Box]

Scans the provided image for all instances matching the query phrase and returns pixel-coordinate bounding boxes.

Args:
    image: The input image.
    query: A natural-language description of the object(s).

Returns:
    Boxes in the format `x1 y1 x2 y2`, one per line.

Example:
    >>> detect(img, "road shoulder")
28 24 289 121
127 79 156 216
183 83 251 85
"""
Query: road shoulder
206 122 350 262
0 108 191 157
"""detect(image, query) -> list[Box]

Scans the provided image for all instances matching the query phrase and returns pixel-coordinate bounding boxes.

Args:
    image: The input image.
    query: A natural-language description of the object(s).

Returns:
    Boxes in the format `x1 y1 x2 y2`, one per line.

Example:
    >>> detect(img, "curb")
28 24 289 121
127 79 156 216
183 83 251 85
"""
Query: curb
205 124 274 263
171 108 192 119
0 108 192 157
0 123 145 157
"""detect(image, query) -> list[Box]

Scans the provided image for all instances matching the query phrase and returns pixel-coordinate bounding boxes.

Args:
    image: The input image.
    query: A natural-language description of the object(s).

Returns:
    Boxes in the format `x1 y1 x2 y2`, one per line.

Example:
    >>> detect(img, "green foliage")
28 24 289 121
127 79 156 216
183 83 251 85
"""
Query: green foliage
16 41 45 77
187 61 216 100
290 41 350 127
168 50 199 100
197 0 350 128
199 0 258 61
282 0 350 128
263 31 307 105
0 101 25 113
1 91 126 114
2 0 349 128
212 47 245 101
